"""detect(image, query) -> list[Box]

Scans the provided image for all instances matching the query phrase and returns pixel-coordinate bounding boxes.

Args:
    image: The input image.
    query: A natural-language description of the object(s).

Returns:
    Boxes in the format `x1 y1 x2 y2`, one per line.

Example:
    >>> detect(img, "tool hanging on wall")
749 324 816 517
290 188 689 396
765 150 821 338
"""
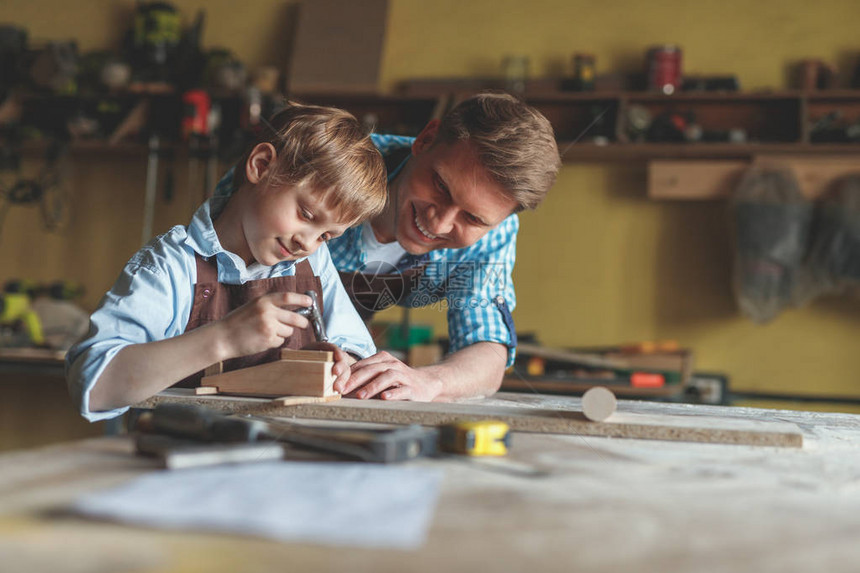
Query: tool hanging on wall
139 94 181 244
182 88 212 213
0 138 70 243
141 132 160 245
129 1 182 84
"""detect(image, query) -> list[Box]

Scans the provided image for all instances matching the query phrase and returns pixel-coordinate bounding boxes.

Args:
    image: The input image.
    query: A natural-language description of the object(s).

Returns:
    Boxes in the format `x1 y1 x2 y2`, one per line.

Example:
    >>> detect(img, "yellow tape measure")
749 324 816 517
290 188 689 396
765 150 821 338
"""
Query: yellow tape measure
439 420 511 456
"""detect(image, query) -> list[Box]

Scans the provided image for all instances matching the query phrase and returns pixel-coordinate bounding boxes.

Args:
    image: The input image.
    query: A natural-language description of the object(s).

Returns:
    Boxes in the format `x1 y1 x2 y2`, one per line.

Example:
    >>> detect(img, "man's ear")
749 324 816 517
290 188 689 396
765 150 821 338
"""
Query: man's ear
412 119 440 155
245 143 277 184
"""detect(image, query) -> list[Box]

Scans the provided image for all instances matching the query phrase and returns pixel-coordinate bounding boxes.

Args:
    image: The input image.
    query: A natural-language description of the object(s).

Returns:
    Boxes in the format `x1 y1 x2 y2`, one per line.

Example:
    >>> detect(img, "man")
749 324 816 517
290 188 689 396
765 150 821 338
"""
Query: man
329 92 560 401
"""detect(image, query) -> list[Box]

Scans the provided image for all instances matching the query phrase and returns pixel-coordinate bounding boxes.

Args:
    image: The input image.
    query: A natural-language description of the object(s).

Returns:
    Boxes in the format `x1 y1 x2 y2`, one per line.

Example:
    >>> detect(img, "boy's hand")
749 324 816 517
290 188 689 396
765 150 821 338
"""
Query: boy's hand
302 341 353 392
214 292 312 359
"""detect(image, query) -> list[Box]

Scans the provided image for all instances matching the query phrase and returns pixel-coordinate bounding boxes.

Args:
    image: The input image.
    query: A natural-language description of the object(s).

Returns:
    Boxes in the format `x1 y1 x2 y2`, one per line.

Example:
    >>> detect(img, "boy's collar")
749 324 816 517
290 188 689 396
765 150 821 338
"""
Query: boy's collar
186 197 226 258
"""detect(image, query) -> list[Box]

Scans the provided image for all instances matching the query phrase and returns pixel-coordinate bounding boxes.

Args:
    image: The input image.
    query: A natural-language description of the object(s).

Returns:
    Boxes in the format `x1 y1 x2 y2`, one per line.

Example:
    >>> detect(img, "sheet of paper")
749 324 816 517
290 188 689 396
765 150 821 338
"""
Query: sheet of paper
73 461 443 550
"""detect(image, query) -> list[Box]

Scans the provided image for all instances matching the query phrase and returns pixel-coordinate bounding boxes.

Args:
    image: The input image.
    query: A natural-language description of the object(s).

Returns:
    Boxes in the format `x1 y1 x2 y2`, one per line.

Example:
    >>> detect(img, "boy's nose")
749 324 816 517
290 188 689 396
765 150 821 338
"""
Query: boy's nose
293 236 310 254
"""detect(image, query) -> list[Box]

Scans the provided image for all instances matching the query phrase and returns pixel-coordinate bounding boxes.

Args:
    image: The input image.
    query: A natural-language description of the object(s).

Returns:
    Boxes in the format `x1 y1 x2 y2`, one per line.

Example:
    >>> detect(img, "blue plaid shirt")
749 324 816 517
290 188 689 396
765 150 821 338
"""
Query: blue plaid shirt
328 134 519 366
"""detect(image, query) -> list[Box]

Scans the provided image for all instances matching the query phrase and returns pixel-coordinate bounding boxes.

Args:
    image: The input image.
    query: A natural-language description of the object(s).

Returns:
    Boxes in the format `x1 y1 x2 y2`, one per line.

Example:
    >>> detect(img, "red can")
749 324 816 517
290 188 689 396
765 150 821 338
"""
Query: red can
647 45 682 95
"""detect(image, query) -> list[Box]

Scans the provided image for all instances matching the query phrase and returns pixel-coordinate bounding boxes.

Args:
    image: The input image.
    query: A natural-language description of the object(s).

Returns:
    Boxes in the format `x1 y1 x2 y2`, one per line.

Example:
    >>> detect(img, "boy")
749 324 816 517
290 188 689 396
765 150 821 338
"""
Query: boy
67 102 387 422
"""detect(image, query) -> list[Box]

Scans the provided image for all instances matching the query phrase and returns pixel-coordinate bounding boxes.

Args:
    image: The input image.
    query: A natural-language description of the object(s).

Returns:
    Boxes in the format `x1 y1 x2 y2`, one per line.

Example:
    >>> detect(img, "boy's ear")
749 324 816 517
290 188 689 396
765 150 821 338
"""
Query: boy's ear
412 119 440 156
245 143 278 184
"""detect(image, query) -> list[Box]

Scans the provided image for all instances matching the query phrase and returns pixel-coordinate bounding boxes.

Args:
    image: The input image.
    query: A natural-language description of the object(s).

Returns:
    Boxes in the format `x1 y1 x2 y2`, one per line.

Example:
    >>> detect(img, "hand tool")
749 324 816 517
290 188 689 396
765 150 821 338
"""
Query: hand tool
295 290 328 342
135 403 269 442
438 420 511 457
135 434 284 470
133 404 280 469
244 414 438 463
134 404 438 464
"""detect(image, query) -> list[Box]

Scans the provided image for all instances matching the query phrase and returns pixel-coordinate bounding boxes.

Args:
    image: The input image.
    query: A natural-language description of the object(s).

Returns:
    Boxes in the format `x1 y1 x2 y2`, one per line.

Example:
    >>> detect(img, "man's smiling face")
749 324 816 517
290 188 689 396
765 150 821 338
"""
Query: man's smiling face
389 122 518 255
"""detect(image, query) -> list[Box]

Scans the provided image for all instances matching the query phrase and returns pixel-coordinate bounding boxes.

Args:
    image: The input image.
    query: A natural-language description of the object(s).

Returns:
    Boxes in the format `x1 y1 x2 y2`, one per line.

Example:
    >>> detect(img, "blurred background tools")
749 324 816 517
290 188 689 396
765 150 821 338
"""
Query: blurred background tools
0 292 44 347
0 279 88 350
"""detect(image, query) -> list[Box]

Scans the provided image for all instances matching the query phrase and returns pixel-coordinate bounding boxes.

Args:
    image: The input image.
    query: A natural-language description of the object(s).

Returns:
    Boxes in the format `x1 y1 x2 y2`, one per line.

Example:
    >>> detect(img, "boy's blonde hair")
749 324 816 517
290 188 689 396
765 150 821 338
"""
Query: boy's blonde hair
235 101 387 224
435 92 560 212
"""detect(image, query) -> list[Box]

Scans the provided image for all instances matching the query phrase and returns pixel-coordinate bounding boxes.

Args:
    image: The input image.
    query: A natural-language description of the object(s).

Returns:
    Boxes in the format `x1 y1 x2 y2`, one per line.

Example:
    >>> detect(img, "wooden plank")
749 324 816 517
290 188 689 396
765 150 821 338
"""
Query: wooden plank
0 347 66 363
648 160 748 199
279 349 333 362
648 155 860 200
203 362 223 377
200 359 335 398
271 394 342 406
142 390 803 448
193 386 219 395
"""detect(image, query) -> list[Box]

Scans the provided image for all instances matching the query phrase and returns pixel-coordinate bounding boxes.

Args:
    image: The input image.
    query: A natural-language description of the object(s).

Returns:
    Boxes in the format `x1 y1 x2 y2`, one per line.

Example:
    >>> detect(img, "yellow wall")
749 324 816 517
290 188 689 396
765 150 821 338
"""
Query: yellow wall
2 0 860 399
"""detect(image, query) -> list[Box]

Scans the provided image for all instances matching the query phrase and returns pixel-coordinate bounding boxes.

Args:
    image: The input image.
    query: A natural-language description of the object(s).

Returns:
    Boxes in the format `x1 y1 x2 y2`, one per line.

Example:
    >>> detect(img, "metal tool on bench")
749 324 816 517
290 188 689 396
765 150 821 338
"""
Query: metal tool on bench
133 403 281 469
133 403 438 466
295 290 328 342
248 414 439 463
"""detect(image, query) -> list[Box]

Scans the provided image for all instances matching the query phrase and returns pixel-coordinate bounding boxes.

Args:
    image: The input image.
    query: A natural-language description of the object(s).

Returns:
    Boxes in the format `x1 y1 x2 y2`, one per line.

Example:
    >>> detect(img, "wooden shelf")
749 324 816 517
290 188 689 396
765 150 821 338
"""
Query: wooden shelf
398 80 860 162
559 142 860 162
10 89 860 164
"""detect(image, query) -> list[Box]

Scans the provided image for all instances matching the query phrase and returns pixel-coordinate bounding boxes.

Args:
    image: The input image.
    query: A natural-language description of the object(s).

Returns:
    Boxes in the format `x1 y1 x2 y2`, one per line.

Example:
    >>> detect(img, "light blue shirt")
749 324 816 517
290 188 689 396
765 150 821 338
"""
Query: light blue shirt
67 186 377 422
329 134 519 366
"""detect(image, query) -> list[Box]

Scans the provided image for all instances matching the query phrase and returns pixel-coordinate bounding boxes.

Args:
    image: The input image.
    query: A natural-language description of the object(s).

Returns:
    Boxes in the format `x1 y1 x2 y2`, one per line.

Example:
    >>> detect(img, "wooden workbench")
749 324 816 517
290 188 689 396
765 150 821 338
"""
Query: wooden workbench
0 348 106 451
2 393 860 572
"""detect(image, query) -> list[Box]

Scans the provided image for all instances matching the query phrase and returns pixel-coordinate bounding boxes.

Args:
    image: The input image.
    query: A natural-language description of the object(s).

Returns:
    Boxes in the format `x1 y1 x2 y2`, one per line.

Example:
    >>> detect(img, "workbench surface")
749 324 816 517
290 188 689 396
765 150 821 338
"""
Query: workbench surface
2 394 860 573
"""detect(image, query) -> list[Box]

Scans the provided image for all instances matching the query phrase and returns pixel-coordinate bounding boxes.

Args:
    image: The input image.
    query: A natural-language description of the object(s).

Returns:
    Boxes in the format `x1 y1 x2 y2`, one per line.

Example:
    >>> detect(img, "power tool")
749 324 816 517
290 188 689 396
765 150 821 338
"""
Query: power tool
0 292 44 346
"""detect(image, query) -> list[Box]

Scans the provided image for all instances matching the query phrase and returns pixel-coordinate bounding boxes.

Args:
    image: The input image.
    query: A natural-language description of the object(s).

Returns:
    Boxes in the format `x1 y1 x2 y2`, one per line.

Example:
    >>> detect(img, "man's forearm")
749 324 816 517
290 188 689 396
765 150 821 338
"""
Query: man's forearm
425 341 509 401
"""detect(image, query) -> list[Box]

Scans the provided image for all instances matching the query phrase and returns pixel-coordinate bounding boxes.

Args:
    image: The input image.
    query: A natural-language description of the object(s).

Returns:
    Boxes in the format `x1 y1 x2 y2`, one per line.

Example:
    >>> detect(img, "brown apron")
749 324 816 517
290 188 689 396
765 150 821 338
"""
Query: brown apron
338 266 426 321
173 254 323 387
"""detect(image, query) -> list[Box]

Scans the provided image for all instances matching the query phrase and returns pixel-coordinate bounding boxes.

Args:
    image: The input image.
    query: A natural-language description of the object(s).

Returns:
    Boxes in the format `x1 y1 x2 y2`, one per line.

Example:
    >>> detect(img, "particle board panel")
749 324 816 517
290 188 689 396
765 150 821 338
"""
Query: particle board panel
141 390 803 448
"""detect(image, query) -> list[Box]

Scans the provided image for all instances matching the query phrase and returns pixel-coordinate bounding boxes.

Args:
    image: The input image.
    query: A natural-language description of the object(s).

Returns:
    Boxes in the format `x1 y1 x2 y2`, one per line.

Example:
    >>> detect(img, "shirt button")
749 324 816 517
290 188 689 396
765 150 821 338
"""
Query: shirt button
495 295 505 305
202 288 211 298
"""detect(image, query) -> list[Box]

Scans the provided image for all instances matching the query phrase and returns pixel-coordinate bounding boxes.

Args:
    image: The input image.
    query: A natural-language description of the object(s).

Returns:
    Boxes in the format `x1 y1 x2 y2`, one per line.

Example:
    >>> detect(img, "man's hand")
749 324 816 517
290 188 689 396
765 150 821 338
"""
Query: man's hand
335 351 443 401
302 341 354 394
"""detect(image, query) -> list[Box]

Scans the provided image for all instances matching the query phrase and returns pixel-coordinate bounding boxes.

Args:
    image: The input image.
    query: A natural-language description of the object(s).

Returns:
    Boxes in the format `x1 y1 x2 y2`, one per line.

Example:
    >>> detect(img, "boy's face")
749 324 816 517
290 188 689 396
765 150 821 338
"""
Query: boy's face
389 122 518 255
242 180 351 266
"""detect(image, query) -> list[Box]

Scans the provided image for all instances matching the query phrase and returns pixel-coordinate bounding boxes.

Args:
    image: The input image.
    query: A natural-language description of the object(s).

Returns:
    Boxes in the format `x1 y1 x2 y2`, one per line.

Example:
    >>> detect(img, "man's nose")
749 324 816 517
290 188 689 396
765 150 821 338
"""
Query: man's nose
429 205 458 235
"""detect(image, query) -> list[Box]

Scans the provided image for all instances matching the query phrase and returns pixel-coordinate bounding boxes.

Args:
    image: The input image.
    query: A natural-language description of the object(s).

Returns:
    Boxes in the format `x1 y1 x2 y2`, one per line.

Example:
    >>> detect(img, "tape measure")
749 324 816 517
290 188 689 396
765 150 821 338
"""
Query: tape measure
439 420 511 457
